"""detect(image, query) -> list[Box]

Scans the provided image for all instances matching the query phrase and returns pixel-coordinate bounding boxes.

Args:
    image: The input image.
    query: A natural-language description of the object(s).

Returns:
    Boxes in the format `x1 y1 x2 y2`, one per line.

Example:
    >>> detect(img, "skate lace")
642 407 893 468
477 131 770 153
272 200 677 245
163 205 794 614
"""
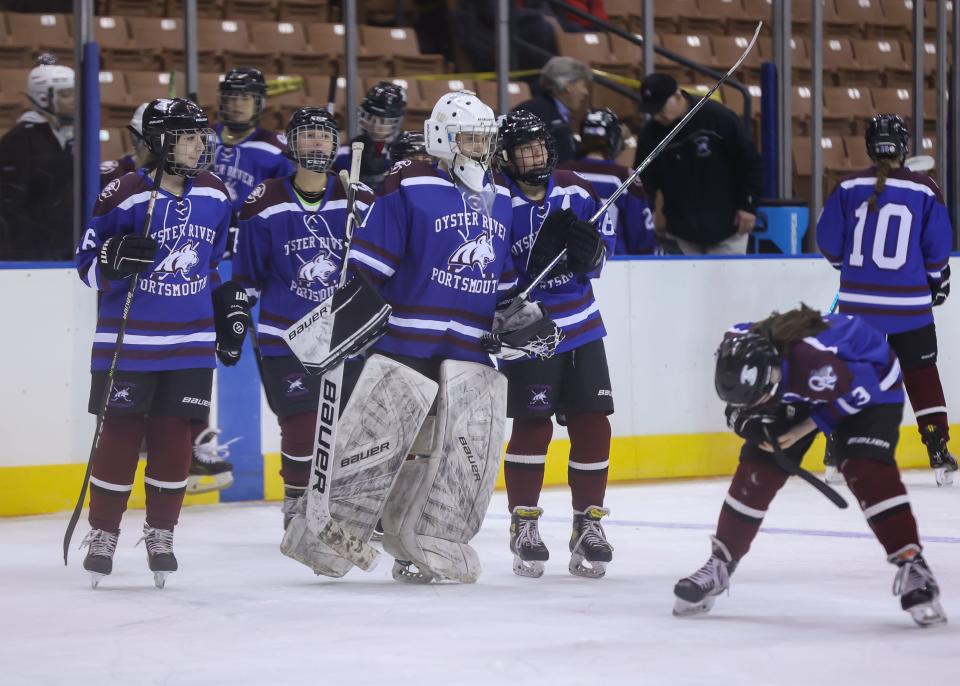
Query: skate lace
688 556 730 591
892 559 935 597
193 429 241 464
137 526 174 555
574 519 612 552
516 519 544 548
79 529 118 557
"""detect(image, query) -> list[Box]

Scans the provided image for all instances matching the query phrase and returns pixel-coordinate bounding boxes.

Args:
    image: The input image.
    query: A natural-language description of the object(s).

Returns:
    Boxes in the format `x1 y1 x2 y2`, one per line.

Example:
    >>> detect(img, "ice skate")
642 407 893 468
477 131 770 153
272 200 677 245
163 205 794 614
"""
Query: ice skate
137 524 178 588
921 424 957 487
673 536 738 617
823 432 845 485
510 506 549 578
370 519 384 543
282 485 305 530
392 559 437 584
891 545 947 627
187 427 238 494
79 529 119 589
568 506 613 579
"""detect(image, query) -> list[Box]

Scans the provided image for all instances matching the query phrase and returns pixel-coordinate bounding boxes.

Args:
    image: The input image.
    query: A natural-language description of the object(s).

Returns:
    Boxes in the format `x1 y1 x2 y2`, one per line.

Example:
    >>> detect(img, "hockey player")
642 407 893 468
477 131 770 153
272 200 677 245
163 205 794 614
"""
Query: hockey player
100 102 152 189
234 107 374 528
333 81 405 189
559 107 657 255
674 305 946 627
212 67 295 209
388 130 430 164
817 114 956 486
74 98 246 588
495 110 614 579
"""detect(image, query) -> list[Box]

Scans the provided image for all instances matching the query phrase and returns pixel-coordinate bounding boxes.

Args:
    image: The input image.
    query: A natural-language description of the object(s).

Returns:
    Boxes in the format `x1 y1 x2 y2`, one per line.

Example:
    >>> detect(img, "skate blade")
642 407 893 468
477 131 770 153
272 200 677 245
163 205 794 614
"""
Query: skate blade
908 600 948 627
392 560 436 584
186 472 234 495
934 467 955 487
568 553 607 579
89 572 106 589
673 594 717 617
824 466 846 485
153 571 171 589
512 555 545 578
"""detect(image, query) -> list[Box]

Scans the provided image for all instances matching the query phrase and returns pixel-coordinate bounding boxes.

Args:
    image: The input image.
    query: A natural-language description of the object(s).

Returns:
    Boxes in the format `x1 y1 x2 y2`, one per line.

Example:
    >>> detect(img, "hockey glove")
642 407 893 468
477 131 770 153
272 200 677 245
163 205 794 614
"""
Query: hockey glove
565 216 605 276
212 281 251 366
527 209 574 280
98 234 158 280
930 264 951 307
482 300 564 360
726 403 809 446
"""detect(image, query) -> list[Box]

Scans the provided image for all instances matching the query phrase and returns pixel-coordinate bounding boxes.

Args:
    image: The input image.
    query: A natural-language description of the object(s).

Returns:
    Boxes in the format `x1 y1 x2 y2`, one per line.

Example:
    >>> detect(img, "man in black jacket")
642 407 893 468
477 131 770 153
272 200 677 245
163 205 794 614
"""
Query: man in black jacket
635 73 762 255
513 56 591 163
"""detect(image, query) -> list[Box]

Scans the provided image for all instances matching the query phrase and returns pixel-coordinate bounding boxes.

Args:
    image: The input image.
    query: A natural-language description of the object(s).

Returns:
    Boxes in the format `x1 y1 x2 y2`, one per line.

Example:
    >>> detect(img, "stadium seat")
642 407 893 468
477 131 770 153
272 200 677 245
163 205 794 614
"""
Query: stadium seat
99 70 135 127
684 0 751 36
100 127 126 163
824 0 866 38
604 0 637 31
126 70 184 104
223 0 279 21
556 31 614 66
418 78 478 108
306 23 386 75
822 37 872 86
249 20 331 75
104 0 166 17
0 68 27 129
475 80 532 111
608 33 647 75
359 26 445 76
166 0 223 19
714 34 764 82
95 16 151 71
792 84 813 135
822 86 875 134
652 1 688 33
127 17 218 72
661 34 718 69
277 0 330 22
853 39 910 86
197 20 275 73
843 135 873 169
1 12 73 67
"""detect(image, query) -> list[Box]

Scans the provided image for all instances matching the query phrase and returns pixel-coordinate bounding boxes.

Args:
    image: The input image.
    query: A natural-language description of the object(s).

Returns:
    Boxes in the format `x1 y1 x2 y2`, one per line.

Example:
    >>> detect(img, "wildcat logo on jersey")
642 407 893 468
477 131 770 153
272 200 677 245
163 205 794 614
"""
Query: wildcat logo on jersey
808 365 838 392
246 182 266 204
448 226 496 274
693 135 712 158
283 372 309 397
155 240 200 280
297 249 340 286
527 384 551 410
108 383 135 407
99 178 121 200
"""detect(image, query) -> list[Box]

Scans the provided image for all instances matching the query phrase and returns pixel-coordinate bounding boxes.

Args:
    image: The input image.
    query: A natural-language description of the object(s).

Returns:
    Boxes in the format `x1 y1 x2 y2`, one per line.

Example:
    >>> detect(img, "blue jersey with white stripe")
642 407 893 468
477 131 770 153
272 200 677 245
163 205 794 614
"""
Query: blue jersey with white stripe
76 170 232 372
559 157 656 255
233 175 375 357
729 314 904 434
505 170 615 354
212 124 296 210
816 167 952 334
348 160 517 364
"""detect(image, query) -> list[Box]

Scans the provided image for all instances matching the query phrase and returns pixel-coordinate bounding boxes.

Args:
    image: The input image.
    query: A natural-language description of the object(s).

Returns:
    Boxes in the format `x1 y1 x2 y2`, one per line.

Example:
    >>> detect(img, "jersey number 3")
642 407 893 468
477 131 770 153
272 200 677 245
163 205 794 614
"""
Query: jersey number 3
849 201 912 270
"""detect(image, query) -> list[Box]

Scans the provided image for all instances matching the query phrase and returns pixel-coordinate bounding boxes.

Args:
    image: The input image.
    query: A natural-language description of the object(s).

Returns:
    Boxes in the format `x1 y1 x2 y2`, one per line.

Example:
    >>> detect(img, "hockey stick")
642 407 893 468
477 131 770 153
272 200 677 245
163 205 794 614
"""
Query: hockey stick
301 141 380 571
828 292 839 314
510 22 763 308
763 426 848 509
63 138 173 564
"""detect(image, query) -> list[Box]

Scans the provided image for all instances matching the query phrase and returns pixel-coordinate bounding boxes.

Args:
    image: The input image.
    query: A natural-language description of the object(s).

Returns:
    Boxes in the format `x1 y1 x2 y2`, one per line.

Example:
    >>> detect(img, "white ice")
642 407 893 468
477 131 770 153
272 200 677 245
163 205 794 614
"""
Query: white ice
1 472 958 686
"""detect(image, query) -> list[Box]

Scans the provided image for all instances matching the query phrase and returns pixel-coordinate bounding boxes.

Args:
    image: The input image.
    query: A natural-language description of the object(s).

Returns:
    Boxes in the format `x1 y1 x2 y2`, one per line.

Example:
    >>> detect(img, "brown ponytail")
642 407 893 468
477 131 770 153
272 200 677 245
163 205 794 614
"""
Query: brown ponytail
867 157 895 213
749 303 829 354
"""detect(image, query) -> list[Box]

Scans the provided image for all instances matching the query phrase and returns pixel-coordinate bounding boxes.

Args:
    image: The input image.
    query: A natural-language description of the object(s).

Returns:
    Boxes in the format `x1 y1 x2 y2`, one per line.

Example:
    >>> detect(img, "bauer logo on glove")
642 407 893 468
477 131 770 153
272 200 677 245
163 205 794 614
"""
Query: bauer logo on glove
481 299 564 360
212 280 251 366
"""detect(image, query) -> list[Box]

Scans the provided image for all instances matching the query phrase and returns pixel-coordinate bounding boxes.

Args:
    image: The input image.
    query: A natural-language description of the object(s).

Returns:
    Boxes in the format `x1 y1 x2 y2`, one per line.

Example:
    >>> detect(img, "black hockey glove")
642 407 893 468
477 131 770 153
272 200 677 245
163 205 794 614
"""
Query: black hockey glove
98 234 158 280
527 209 572 280
212 281 251 366
565 216 605 276
930 264 950 307
725 403 809 445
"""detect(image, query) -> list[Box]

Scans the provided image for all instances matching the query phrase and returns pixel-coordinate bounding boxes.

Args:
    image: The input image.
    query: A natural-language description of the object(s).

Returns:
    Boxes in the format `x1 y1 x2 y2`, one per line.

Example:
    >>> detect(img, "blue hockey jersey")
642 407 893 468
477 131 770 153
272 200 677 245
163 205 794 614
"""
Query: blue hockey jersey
76 169 232 372
212 124 295 210
816 167 952 334
233 175 375 357
348 159 517 364
728 314 904 434
505 170 615 354
99 154 136 190
559 157 656 255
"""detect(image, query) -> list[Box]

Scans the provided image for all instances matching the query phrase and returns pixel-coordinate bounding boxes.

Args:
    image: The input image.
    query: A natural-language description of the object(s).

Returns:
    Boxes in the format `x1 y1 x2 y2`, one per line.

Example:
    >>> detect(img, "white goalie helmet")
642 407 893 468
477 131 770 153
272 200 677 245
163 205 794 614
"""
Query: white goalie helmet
424 90 498 192
26 62 75 127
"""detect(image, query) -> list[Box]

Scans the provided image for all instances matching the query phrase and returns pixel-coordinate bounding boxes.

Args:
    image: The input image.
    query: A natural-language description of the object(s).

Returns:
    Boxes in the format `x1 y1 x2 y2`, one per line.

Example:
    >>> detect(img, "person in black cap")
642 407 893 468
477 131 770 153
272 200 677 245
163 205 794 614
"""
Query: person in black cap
634 73 762 255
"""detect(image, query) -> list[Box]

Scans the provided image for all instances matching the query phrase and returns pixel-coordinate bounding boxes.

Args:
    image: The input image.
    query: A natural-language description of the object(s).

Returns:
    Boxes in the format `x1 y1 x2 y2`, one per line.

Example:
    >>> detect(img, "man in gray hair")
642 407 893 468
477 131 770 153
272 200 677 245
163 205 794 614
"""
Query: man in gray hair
513 56 591 163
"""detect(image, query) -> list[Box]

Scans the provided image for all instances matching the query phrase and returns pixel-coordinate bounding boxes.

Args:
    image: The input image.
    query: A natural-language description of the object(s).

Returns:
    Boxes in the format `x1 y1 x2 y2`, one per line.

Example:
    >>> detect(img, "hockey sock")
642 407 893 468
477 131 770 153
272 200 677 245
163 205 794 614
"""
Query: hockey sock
840 457 920 557
716 457 790 560
902 365 950 439
504 417 553 511
89 414 146 533
567 412 612 512
144 416 192 530
279 412 316 489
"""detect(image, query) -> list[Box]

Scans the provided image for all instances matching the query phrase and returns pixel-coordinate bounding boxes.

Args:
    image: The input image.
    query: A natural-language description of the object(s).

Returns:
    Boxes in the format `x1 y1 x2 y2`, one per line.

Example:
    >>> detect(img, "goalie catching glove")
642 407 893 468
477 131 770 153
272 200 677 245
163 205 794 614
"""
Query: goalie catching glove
527 209 605 279
212 280 251 366
481 298 563 360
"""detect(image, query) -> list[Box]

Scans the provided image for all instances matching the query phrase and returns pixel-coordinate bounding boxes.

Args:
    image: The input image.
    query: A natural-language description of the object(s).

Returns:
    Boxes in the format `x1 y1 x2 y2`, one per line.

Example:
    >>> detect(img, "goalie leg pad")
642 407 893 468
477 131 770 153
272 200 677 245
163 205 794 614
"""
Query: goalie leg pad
280 496 353 578
381 360 508 583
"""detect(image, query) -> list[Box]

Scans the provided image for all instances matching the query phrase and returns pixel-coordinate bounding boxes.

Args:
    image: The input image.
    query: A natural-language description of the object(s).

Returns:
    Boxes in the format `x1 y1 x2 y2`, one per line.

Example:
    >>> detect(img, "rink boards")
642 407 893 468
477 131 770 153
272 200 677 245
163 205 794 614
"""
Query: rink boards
2 255 958 516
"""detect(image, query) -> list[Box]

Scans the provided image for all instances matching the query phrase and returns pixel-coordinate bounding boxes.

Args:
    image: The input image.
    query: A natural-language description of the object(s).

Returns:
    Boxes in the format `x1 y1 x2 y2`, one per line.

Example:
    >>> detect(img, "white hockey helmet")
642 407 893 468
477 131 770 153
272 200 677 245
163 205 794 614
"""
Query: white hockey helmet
26 62 75 127
424 90 498 192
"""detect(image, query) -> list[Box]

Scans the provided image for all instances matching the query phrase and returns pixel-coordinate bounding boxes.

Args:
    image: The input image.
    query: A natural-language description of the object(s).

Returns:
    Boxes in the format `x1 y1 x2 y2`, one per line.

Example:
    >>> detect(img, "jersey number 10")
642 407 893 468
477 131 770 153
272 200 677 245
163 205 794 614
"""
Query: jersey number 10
849 201 912 270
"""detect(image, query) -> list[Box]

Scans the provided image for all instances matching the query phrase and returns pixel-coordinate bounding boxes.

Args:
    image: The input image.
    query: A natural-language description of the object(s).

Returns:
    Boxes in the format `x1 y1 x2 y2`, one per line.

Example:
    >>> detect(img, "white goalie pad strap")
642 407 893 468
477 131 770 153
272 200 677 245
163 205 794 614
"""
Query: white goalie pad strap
381 360 508 583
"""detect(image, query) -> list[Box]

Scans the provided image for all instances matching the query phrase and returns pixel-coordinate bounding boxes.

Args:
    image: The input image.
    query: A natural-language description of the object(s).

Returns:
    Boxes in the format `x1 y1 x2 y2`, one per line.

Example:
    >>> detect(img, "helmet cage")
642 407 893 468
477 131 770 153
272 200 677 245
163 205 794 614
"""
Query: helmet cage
500 130 558 186
288 120 340 173
152 127 216 178
217 90 265 132
358 109 403 143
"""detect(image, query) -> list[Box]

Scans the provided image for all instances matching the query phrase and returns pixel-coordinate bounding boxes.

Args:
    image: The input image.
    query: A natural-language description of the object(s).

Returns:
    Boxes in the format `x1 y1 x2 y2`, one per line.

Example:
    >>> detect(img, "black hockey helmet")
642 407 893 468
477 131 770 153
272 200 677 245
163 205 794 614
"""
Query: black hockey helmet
358 81 405 142
714 333 781 408
142 98 215 178
580 107 624 159
388 130 428 162
497 109 558 186
218 67 267 132
866 113 909 163
285 106 340 173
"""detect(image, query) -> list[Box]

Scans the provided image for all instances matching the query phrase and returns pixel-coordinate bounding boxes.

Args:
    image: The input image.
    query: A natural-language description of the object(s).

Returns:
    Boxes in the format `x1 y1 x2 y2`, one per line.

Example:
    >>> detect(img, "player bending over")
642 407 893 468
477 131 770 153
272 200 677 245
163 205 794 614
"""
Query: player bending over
495 110 614 579
673 305 946 627
817 114 956 486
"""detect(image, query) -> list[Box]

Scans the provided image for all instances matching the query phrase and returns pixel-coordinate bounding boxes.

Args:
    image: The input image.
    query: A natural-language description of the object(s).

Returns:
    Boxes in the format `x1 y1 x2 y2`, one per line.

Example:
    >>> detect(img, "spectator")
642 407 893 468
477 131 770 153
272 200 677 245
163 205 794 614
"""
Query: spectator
513 56 591 163
554 0 609 32
634 73 762 255
0 58 75 260
454 0 558 72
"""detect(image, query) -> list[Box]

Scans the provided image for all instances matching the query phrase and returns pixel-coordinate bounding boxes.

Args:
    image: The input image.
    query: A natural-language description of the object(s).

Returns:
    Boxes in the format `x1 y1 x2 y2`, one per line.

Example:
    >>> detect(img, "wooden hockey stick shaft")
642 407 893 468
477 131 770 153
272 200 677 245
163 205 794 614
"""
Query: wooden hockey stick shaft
762 426 849 509
62 138 173 564
517 21 764 301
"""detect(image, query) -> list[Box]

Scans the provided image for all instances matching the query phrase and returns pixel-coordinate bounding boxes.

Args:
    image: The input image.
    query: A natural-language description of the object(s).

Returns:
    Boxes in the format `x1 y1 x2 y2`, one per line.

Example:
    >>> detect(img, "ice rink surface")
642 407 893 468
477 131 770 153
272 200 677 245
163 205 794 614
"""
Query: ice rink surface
1 472 957 686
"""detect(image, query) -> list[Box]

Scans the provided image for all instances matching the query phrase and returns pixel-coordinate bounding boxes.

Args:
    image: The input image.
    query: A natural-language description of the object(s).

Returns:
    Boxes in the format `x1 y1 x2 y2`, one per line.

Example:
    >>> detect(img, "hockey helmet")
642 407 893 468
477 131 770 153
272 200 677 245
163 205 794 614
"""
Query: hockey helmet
358 81 406 143
580 107 625 159
142 98 216 178
26 58 75 128
388 130 429 163
714 333 781 407
497 109 558 186
425 90 498 192
218 67 267 132
866 114 909 163
286 107 340 173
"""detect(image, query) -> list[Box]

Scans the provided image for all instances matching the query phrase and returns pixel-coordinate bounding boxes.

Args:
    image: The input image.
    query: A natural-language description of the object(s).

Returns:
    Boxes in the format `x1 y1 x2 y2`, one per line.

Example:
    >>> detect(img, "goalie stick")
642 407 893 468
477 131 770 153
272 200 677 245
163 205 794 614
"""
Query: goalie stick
763 426 849 509
62 137 173 565
503 22 763 320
